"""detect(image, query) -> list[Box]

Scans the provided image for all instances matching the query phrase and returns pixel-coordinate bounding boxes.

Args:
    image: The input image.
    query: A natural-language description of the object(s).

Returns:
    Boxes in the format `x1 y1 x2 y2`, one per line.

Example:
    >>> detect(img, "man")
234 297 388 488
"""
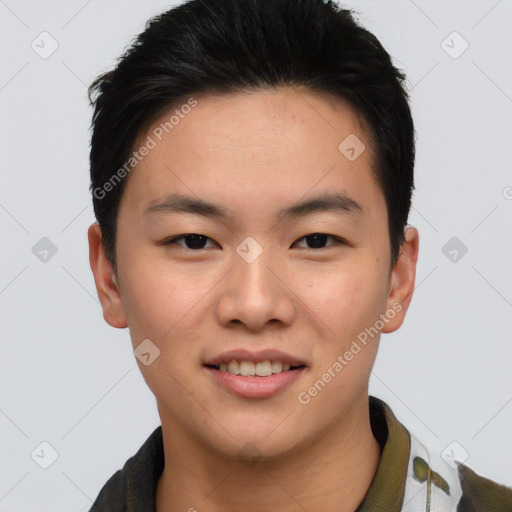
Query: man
86 0 512 510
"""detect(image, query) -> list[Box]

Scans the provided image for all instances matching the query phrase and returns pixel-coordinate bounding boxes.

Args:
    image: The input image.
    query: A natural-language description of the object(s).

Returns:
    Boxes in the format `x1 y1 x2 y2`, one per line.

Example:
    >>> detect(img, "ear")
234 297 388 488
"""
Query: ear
88 222 128 328
382 226 419 333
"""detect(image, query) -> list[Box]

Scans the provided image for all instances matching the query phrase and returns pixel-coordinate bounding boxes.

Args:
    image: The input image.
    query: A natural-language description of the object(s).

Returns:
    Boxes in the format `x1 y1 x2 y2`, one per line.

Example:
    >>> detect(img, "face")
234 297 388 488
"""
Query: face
89 86 418 460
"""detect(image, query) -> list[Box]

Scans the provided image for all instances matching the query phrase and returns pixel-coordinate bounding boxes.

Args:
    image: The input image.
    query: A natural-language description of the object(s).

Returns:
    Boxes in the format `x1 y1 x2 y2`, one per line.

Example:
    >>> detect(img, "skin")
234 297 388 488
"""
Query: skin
89 85 419 512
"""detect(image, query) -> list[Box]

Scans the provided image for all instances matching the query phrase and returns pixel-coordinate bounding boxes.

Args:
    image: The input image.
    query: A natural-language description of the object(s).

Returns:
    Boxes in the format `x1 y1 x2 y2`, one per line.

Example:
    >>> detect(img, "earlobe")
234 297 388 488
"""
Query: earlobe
382 226 419 333
88 222 128 329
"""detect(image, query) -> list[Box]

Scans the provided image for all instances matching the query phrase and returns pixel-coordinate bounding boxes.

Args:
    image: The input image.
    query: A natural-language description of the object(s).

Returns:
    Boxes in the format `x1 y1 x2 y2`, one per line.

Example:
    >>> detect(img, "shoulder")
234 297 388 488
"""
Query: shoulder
88 426 164 512
406 433 512 512
372 398 512 512
456 462 512 512
89 467 127 512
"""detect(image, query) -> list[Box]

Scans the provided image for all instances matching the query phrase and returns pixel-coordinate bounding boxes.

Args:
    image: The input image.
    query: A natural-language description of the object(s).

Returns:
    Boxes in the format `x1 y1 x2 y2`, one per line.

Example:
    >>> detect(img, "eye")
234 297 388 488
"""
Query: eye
163 233 345 250
291 233 345 250
163 234 219 250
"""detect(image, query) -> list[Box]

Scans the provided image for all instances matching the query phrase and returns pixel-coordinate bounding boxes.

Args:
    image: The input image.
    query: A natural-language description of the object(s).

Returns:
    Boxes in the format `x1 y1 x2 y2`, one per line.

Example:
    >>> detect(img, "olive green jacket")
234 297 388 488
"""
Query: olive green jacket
89 396 512 511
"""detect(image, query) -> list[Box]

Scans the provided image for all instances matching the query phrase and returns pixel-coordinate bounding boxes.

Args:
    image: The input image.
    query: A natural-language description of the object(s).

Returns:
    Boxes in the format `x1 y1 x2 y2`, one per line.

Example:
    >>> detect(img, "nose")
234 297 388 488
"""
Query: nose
215 242 296 331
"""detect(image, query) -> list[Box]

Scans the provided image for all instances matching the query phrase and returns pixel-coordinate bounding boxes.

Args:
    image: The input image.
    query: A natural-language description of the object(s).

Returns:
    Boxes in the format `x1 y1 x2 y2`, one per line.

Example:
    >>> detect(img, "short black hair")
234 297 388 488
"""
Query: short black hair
88 0 415 272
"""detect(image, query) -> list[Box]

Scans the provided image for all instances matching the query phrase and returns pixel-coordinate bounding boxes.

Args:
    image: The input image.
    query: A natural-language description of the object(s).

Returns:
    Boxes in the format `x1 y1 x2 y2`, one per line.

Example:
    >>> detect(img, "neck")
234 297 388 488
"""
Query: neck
156 396 381 512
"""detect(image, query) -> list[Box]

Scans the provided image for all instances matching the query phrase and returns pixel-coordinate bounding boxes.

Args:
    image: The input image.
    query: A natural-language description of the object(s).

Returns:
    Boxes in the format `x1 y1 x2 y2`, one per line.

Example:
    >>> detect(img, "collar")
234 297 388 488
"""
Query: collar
356 395 411 511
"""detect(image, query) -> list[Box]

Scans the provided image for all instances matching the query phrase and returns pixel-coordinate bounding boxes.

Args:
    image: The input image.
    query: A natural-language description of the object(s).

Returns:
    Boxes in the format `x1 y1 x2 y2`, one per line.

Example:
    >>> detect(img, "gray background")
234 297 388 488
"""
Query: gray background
1 0 511 510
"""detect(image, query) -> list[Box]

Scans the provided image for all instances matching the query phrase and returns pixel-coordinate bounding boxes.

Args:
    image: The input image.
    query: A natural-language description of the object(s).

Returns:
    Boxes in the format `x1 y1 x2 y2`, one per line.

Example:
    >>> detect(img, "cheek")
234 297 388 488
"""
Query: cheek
296 268 385 411
301 262 388 343
118 250 238 382
117 249 201 346
118 258 206 394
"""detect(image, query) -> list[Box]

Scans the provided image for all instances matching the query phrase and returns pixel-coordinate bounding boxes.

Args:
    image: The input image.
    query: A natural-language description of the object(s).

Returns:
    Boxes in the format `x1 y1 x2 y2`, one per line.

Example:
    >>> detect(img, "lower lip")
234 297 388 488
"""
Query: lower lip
203 366 306 399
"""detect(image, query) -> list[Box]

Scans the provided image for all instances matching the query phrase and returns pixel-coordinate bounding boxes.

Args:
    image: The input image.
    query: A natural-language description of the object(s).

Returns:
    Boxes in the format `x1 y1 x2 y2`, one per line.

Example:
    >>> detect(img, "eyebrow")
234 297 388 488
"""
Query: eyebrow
144 192 363 221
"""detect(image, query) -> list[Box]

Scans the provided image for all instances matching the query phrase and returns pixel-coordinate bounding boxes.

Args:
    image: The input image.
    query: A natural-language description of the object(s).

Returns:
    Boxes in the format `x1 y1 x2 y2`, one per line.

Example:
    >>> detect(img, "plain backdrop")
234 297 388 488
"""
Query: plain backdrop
1 1 511 510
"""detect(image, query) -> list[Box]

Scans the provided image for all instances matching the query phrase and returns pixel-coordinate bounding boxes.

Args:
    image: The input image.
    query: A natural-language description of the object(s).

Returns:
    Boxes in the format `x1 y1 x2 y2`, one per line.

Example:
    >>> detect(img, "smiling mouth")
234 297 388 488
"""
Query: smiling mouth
204 360 306 377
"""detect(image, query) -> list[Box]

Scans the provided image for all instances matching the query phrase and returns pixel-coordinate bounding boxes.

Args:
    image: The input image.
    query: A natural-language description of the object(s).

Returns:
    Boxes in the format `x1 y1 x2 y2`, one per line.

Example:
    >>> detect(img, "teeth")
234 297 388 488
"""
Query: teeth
256 360 272 376
239 361 256 376
216 359 299 376
271 361 283 373
228 360 239 375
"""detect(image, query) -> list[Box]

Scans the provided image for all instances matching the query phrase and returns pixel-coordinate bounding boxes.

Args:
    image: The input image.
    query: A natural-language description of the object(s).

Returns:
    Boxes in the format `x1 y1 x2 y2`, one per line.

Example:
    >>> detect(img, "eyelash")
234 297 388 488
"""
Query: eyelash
162 233 346 250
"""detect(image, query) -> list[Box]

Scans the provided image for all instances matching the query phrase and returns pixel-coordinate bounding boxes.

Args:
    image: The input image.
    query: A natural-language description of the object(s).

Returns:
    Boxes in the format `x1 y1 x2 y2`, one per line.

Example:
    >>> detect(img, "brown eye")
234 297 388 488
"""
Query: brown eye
292 233 344 249
164 234 218 249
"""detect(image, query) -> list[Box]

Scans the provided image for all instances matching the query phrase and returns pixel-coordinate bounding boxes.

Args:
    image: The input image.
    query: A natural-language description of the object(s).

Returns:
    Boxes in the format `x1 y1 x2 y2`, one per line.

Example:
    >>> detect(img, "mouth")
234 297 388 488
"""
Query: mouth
203 360 306 377
203 358 307 399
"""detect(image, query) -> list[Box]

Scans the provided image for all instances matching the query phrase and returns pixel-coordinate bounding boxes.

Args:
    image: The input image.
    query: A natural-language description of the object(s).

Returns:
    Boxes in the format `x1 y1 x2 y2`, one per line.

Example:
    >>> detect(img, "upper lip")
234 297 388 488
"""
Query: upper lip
204 349 307 367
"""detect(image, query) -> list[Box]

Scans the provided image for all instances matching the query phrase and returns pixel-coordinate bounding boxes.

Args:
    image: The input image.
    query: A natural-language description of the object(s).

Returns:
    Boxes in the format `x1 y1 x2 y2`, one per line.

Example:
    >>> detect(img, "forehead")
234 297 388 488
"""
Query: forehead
120 86 384 222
